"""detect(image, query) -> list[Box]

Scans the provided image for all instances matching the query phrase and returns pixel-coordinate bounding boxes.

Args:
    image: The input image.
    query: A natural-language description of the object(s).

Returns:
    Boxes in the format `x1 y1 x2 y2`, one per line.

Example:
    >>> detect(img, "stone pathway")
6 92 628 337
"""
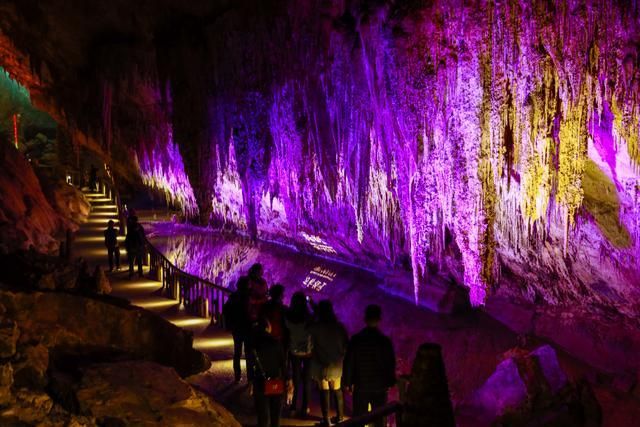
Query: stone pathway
75 190 319 427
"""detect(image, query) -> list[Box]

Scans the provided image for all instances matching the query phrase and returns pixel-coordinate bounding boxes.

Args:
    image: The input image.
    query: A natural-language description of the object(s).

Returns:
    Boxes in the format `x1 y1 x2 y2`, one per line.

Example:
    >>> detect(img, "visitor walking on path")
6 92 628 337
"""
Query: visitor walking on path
223 276 251 383
285 291 313 418
124 215 145 279
249 318 288 427
103 220 120 271
342 304 396 427
309 300 349 426
248 263 268 322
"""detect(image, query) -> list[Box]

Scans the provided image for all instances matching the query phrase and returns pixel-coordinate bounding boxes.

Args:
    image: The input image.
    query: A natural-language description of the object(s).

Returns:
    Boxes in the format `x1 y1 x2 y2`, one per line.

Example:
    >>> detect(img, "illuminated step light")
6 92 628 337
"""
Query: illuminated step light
134 299 178 309
193 337 235 350
168 317 210 328
87 218 118 224
113 282 161 291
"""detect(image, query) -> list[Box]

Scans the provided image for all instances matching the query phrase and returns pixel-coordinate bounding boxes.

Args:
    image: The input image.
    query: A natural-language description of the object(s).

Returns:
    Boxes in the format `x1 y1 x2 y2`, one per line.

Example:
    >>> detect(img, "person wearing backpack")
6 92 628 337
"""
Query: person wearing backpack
284 291 313 418
224 276 251 383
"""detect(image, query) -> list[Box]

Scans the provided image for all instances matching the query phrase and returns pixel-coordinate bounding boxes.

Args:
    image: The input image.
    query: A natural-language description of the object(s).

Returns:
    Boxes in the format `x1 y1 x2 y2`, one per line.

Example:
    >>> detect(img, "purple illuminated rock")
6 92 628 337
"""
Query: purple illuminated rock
531 345 567 394
466 357 528 420
459 345 596 426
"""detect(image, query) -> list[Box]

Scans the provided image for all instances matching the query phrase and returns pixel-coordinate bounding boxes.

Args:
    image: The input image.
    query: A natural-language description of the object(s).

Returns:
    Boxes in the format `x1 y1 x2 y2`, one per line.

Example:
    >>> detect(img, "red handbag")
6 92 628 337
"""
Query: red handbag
253 350 285 396
264 378 285 396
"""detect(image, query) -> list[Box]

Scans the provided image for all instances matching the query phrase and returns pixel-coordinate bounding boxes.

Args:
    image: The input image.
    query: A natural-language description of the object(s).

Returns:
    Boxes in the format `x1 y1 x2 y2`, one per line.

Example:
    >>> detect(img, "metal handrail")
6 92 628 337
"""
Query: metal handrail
334 401 403 427
84 175 232 326
144 234 232 325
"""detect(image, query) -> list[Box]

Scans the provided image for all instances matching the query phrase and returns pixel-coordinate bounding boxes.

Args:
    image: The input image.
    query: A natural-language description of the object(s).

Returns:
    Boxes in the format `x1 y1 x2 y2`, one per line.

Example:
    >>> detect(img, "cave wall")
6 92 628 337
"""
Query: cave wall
0 0 639 321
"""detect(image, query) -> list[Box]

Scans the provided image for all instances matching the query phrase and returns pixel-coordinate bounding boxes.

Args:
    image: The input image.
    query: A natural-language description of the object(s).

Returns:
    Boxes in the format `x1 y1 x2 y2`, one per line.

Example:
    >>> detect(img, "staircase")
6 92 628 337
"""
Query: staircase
76 189 321 426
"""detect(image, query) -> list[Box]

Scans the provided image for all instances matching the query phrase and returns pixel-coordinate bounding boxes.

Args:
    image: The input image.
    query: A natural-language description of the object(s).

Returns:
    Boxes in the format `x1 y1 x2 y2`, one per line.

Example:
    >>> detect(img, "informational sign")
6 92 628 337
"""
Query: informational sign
302 265 336 292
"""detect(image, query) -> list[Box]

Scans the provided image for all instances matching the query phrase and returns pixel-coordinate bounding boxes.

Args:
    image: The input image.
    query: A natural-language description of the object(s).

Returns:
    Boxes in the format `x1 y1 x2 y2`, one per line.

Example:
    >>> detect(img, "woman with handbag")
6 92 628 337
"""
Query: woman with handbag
250 317 288 427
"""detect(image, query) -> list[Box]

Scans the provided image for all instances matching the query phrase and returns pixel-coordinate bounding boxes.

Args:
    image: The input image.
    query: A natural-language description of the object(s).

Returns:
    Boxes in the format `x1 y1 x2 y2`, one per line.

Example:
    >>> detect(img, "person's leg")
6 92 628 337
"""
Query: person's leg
301 357 312 415
127 249 134 278
115 247 120 269
232 333 243 382
330 380 344 423
319 380 330 425
370 391 388 427
108 248 114 271
254 388 269 427
136 249 143 277
290 356 301 410
270 395 282 427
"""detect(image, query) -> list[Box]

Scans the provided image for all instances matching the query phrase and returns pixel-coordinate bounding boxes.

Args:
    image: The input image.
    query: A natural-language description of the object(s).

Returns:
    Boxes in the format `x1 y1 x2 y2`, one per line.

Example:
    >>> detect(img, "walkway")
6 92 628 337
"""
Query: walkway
75 190 317 427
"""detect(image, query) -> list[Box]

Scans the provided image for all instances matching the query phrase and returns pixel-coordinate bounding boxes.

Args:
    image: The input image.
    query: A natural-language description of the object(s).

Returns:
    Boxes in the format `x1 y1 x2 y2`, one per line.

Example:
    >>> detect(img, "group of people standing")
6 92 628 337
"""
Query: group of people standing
223 263 396 427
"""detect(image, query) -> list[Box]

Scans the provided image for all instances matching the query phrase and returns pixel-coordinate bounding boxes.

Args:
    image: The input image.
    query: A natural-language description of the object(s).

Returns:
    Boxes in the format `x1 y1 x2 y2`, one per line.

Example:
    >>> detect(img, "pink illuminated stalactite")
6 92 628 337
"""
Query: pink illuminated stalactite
138 0 640 315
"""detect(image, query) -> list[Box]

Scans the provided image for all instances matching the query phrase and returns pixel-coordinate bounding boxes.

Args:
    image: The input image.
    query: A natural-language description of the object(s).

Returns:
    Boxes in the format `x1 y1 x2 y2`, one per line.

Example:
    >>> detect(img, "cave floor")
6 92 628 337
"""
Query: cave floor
75 191 638 426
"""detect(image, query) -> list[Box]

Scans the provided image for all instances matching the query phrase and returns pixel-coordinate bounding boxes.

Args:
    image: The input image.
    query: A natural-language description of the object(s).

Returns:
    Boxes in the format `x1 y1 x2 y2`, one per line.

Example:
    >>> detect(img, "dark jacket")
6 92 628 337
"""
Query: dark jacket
343 327 396 392
125 224 145 250
104 227 118 248
250 329 287 384
261 300 288 344
223 289 250 335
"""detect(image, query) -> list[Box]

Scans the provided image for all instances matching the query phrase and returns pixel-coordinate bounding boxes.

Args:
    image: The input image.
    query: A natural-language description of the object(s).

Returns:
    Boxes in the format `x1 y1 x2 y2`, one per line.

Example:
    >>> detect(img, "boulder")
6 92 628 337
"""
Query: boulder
465 357 528 421
75 361 240 427
0 389 55 424
0 319 19 358
530 345 567 393
458 345 600 426
13 343 49 389
0 363 13 406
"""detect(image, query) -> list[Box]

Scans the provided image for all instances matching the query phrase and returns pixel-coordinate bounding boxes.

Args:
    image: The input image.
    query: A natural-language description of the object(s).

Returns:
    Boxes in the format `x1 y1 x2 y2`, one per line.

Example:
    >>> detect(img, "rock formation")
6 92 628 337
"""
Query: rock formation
0 281 238 426
0 0 639 416
458 345 602 426
1 0 639 317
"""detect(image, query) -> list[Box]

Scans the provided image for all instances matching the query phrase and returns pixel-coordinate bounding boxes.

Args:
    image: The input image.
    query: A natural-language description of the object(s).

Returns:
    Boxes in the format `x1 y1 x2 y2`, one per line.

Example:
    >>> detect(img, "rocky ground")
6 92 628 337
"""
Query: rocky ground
0 250 240 427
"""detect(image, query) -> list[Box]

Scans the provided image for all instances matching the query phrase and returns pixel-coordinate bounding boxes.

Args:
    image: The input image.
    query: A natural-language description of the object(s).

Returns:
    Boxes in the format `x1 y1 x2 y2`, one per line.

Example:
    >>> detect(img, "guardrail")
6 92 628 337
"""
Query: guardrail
78 173 232 326
145 236 231 325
